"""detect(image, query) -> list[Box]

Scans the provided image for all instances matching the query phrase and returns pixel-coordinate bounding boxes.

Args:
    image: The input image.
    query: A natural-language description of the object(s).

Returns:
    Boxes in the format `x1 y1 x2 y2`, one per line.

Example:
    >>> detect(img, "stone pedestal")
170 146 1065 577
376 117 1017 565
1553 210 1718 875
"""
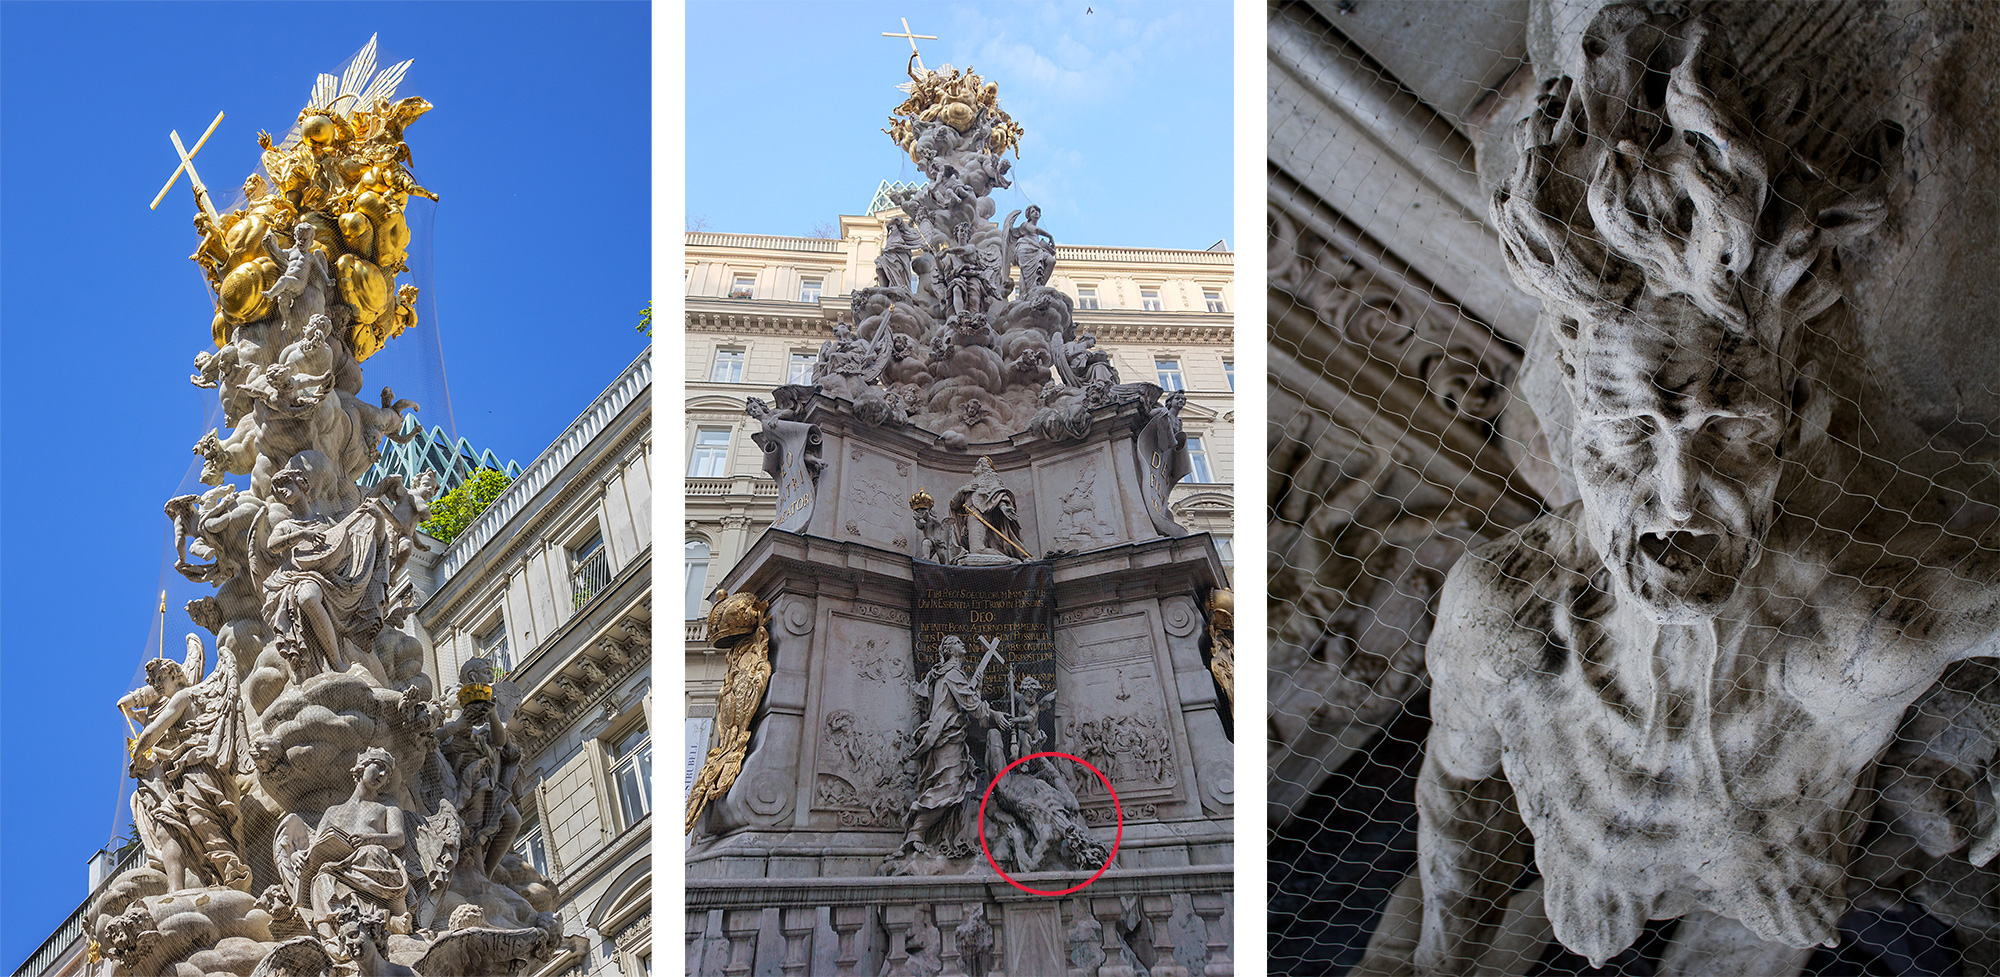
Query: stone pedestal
688 396 1234 975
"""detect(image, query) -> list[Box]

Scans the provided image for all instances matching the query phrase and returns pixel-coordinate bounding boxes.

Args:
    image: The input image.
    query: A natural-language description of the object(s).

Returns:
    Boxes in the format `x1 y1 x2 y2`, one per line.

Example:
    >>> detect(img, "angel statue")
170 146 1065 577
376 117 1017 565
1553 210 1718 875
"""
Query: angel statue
125 633 254 892
1002 205 1057 296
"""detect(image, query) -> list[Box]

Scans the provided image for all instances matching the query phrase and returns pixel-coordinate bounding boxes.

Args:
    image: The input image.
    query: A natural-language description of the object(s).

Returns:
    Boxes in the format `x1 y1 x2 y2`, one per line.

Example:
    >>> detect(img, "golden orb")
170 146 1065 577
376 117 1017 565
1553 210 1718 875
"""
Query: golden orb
301 115 336 145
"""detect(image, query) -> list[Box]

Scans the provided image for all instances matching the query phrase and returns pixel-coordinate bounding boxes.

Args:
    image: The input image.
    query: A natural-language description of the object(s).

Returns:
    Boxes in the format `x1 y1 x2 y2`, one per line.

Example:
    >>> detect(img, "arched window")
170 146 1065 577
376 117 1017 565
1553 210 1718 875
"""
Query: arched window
685 540 712 620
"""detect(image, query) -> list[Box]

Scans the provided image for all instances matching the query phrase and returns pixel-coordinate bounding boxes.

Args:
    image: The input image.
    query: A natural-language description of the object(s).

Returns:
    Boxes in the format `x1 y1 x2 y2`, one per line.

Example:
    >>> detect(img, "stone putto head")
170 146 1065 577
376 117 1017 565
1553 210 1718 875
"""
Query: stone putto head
334 903 389 961
1491 3 1901 620
350 746 397 791
144 656 191 692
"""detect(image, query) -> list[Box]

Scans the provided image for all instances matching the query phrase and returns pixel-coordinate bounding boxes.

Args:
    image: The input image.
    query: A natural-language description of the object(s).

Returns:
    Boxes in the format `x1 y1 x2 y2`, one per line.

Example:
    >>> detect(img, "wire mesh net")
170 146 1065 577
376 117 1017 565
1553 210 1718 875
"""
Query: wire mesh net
1268 1 2000 974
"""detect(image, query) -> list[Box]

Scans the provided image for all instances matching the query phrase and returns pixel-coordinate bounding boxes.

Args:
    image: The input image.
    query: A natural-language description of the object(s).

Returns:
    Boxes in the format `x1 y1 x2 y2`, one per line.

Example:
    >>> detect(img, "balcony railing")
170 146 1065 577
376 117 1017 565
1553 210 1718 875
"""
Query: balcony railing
686 619 709 642
570 547 612 612
687 866 1231 977
15 845 144 977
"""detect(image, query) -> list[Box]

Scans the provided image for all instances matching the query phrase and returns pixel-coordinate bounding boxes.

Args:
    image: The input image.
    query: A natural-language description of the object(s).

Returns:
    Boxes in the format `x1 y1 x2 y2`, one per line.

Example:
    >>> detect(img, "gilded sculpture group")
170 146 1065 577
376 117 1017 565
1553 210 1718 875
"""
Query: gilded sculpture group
102 41 561 977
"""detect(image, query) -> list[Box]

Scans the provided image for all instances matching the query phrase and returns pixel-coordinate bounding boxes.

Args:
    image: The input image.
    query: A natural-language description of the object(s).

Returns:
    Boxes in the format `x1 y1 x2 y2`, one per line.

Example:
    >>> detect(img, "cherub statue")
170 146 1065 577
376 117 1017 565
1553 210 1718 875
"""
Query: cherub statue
331 903 415 977
262 222 333 339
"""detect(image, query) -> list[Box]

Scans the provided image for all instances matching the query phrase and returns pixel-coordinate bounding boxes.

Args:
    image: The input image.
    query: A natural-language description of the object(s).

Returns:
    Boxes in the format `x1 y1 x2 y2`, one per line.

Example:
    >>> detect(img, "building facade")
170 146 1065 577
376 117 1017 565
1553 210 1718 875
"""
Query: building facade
407 350 654 977
684 212 1236 726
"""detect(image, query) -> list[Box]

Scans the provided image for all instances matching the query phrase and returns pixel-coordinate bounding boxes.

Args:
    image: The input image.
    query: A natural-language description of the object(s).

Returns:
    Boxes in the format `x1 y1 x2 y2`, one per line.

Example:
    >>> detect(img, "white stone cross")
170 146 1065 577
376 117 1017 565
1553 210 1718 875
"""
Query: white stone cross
882 17 937 72
151 111 225 225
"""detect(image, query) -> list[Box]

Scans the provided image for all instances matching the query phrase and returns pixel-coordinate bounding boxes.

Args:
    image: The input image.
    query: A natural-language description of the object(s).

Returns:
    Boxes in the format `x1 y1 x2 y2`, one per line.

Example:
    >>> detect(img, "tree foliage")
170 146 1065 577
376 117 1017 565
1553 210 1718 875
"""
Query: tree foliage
638 301 652 337
421 468 515 545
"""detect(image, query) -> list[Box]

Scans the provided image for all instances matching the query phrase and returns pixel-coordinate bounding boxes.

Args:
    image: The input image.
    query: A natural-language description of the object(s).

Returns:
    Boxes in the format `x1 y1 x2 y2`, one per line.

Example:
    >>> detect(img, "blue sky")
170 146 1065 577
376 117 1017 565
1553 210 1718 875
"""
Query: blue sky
0 2 648 963
686 1 1234 250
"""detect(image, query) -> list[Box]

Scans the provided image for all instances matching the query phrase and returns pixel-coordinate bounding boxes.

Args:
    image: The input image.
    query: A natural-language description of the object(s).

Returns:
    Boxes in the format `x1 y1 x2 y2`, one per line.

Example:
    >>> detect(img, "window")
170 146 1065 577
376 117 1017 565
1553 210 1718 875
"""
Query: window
788 352 816 385
611 725 652 828
799 277 823 303
685 540 711 620
728 274 755 299
688 427 731 476
1140 287 1163 312
514 815 549 878
1156 359 1185 391
1076 285 1100 310
569 531 609 611
710 348 745 383
1223 359 1235 391
1184 436 1214 482
1215 536 1234 568
1204 288 1227 313
477 618 510 675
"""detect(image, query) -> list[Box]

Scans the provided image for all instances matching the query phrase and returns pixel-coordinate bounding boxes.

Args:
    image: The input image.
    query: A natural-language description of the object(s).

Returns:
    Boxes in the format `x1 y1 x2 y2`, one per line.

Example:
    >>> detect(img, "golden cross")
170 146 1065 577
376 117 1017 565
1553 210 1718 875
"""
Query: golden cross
882 16 937 72
151 111 224 224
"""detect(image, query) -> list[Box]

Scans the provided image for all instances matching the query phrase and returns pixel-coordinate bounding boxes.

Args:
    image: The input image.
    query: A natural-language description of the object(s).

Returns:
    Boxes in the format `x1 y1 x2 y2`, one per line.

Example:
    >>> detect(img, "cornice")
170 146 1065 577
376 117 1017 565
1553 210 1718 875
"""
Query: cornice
685 307 834 336
423 412 650 624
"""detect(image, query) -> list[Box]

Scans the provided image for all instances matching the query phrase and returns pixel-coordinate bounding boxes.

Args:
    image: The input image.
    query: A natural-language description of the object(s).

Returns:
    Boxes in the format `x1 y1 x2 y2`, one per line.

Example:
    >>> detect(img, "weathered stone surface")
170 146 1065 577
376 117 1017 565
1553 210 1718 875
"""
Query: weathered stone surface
1402 4 2000 974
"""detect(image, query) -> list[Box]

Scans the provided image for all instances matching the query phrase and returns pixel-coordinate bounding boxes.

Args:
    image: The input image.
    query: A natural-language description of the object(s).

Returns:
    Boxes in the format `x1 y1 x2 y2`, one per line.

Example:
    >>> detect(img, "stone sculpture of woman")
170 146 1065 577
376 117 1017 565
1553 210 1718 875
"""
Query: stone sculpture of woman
275 747 412 932
1002 205 1057 295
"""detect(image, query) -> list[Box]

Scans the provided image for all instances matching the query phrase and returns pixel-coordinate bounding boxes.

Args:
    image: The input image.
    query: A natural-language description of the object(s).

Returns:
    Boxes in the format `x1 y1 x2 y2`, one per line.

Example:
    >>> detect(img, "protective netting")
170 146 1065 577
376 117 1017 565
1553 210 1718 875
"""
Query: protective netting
1268 2 2000 974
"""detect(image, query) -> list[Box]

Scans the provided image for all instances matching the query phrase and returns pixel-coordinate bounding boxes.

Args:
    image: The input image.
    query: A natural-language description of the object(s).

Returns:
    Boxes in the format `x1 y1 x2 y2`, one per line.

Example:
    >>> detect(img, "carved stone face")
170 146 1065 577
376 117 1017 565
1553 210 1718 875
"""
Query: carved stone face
357 759 391 796
1566 302 1789 622
338 917 376 961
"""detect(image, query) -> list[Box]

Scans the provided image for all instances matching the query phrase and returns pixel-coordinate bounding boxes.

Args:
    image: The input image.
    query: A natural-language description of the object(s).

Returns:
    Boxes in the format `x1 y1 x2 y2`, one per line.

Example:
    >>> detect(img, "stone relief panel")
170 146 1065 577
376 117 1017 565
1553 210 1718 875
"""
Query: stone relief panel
808 616 919 828
1051 615 1187 820
837 448 913 551
1041 453 1120 551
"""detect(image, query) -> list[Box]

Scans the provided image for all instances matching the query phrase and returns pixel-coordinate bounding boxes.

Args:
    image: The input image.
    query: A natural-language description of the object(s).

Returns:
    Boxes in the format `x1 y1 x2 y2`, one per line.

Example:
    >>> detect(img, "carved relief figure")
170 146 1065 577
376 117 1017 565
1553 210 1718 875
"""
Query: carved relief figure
1411 6 2000 973
1053 464 1115 544
814 708 917 827
843 469 905 539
